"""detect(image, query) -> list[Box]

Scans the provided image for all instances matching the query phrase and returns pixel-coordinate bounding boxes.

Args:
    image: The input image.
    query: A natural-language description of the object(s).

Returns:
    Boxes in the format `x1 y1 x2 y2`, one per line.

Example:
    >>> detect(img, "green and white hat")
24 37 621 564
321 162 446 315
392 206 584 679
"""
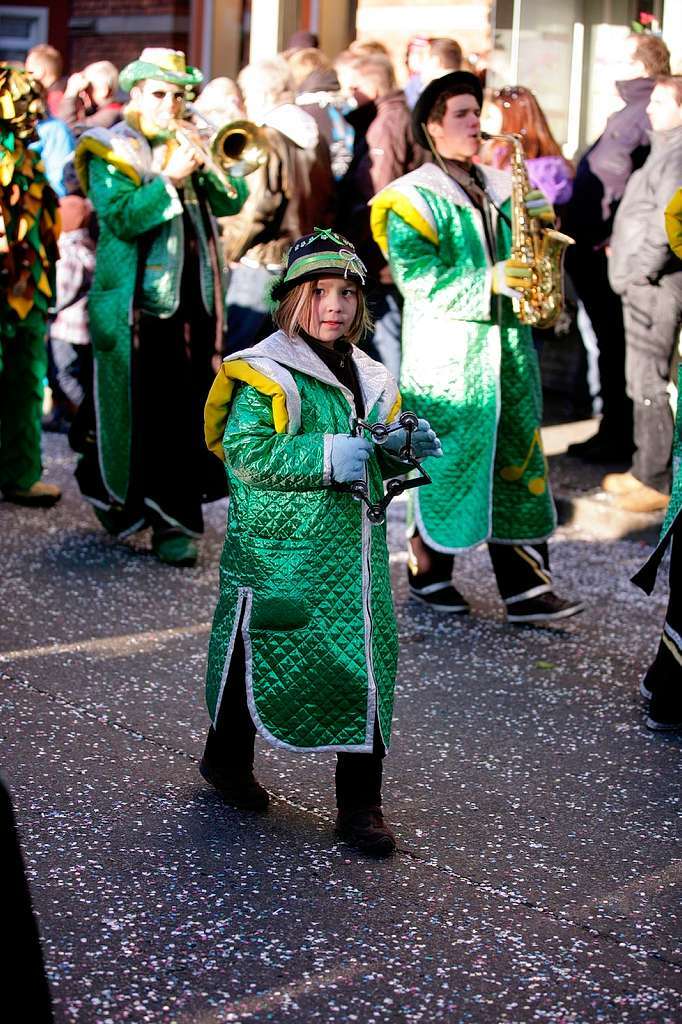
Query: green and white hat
119 48 203 94
269 227 368 304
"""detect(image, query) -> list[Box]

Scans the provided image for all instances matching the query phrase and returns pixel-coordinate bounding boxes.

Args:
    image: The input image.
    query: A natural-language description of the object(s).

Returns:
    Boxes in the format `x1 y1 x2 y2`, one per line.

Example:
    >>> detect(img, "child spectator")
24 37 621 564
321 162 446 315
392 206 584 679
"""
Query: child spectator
45 195 95 432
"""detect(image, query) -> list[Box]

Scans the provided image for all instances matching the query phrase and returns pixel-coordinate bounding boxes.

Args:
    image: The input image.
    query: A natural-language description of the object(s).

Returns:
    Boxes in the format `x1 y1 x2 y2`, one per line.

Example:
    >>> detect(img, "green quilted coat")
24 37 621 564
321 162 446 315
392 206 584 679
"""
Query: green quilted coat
204 331 401 752
75 121 248 503
371 163 556 552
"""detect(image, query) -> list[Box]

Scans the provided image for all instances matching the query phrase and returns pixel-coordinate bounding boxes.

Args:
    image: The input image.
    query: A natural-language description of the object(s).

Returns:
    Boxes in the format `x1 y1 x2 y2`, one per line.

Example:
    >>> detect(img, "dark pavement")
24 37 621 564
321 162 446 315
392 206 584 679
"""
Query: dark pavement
1 432 681 1023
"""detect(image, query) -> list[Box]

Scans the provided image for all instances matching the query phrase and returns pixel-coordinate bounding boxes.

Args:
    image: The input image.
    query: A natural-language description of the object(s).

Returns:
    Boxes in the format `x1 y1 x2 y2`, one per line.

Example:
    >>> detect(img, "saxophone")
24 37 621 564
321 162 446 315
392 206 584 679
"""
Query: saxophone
483 132 574 329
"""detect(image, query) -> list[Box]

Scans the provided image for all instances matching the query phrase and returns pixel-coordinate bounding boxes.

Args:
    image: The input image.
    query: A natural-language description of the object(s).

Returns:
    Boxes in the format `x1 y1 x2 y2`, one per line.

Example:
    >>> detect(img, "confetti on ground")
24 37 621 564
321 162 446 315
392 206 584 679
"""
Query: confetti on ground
1 434 680 1023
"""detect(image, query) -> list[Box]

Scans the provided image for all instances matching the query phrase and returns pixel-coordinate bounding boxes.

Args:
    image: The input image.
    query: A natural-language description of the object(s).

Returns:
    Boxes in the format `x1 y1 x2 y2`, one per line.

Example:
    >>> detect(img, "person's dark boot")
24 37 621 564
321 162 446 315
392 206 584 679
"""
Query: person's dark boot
407 567 470 614
152 527 198 567
646 693 682 732
335 805 396 856
199 758 270 811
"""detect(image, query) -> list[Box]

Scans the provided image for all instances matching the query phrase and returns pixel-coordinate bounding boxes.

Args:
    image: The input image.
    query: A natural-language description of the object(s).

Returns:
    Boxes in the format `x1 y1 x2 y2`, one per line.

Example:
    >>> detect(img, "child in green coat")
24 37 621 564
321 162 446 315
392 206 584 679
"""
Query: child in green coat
201 228 442 855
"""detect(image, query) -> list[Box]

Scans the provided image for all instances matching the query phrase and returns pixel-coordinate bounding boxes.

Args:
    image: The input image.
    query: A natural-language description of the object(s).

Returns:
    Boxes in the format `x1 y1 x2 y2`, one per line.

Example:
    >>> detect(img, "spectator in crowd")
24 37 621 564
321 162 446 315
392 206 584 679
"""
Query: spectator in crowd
25 43 65 115
563 32 671 464
57 60 123 137
285 29 319 53
481 83 585 411
483 85 574 208
336 52 423 379
193 76 244 127
603 75 682 513
72 48 248 566
0 66 61 508
418 37 463 89
370 70 584 623
221 56 334 353
348 39 391 58
480 85 587 411
289 47 354 180
403 36 430 109
44 194 95 433
26 80 74 198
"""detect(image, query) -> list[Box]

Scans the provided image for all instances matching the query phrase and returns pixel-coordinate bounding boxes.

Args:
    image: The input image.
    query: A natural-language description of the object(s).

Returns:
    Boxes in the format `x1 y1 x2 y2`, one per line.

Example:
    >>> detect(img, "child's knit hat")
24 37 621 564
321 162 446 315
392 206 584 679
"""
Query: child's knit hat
269 227 368 304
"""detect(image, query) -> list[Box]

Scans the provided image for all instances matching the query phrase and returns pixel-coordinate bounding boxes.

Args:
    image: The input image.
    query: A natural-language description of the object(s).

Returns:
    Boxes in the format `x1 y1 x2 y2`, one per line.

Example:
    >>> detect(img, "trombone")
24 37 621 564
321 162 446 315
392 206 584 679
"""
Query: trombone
170 104 268 198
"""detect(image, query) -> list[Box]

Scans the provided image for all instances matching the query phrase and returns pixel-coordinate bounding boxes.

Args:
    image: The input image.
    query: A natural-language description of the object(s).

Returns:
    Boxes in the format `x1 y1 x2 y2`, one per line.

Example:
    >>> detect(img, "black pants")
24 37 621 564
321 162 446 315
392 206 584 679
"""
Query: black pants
410 529 552 604
203 627 386 810
623 281 682 494
643 527 682 712
566 244 633 445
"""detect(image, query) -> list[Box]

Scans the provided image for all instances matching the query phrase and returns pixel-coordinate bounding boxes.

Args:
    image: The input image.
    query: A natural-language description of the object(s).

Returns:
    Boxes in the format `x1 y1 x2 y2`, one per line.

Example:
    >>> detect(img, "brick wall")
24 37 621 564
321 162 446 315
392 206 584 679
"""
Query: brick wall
71 1 185 15
70 33 190 73
69 0 191 75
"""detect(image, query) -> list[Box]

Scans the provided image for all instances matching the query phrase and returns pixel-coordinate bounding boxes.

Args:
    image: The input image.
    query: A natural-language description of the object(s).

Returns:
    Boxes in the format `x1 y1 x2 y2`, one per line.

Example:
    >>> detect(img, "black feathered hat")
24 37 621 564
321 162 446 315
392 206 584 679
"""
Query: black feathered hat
268 227 368 306
412 71 483 149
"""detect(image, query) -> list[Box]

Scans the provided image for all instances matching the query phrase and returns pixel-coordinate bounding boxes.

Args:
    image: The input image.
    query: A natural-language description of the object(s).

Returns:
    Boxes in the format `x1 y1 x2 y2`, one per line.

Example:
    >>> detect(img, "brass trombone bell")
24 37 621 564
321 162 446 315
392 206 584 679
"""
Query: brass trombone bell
211 119 268 178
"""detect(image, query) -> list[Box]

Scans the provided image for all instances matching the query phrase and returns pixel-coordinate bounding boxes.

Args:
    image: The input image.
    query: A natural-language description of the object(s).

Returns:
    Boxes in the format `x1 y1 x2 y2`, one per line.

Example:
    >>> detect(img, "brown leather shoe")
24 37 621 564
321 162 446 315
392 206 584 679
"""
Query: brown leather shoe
614 483 670 513
601 470 640 495
2 481 61 507
199 759 270 812
335 805 397 856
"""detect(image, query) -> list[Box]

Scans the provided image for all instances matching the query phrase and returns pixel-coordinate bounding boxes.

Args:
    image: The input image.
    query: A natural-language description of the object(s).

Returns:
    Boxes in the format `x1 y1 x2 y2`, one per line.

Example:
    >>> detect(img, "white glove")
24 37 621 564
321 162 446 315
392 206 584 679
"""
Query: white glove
330 434 372 483
382 418 443 460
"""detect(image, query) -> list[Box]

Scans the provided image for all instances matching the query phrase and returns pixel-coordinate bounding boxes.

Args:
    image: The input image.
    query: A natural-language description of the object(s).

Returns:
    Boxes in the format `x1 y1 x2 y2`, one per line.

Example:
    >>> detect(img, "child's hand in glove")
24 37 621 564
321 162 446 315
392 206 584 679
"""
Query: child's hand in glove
330 434 373 483
382 418 443 460
492 258 533 299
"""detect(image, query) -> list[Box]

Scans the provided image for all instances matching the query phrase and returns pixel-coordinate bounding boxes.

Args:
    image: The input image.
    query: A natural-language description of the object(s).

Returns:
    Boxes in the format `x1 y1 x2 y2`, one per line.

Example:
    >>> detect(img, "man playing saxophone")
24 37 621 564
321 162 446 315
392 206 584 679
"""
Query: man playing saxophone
72 48 248 566
370 71 583 622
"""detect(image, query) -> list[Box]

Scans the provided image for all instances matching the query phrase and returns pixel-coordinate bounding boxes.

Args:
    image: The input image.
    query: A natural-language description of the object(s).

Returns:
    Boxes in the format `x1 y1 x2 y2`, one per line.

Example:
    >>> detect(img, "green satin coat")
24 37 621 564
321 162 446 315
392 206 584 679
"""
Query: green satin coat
371 163 556 552
204 331 401 752
76 122 248 504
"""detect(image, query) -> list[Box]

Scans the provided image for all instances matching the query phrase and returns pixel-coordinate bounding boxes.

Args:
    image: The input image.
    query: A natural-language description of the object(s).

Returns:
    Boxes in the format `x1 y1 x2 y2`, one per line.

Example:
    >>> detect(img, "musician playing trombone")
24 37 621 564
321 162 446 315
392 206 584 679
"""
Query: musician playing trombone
370 71 583 623
72 48 249 566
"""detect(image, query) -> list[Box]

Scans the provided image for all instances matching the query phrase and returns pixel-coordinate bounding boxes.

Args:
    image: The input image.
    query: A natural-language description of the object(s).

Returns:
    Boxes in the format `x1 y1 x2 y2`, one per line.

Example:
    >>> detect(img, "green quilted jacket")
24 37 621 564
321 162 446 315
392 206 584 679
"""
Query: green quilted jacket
204 330 401 752
75 121 248 503
371 163 556 551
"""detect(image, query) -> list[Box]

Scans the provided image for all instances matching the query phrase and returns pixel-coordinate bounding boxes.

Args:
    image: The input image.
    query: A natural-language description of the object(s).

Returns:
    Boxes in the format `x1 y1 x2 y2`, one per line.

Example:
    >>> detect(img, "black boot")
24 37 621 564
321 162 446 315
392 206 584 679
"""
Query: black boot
200 646 270 811
335 805 396 856
199 756 270 811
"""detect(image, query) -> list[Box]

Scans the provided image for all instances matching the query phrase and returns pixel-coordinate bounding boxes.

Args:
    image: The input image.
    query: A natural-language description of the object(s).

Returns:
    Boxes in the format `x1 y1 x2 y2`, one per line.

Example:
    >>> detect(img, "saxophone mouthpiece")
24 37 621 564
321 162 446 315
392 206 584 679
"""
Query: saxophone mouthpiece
480 131 492 141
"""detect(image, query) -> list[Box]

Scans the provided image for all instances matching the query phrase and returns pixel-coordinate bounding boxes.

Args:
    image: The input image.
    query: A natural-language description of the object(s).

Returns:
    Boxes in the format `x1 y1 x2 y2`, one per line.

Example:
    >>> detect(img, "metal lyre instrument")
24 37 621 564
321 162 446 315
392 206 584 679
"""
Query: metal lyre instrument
170 105 268 199
481 130 574 329
348 412 432 526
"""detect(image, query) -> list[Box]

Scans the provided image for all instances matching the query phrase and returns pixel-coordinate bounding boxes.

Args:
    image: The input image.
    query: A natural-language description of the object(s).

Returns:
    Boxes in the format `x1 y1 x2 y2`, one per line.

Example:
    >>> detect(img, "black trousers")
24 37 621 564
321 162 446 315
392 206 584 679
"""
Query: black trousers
643 526 682 710
566 244 633 444
410 529 552 604
203 626 386 810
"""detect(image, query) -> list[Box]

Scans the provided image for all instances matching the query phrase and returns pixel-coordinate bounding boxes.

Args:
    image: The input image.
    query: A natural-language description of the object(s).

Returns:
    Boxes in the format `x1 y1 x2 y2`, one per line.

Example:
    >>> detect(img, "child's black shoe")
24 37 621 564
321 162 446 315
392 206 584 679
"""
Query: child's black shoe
335 805 396 856
199 759 270 811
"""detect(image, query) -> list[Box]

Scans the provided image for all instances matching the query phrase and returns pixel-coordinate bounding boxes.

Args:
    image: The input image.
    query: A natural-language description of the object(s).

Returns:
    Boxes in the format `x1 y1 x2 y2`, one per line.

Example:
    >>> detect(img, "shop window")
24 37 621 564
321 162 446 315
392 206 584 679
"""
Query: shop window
0 5 48 63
